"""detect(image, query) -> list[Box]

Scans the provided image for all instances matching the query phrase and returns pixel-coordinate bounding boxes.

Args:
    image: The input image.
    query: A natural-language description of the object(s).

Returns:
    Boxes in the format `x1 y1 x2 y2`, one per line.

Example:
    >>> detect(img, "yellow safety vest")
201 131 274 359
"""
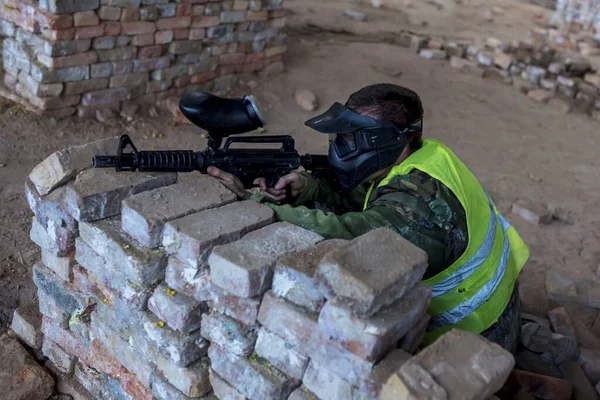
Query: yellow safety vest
364 139 529 343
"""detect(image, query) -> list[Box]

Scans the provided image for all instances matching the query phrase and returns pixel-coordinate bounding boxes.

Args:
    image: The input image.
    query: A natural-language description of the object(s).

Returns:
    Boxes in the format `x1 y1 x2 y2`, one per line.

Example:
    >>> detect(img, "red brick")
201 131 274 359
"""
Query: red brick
42 28 75 41
41 318 90 363
220 53 246 65
75 24 105 39
174 75 191 87
176 3 191 16
99 6 121 21
81 87 129 106
155 30 173 44
133 56 171 72
173 28 189 40
38 52 98 69
121 21 156 35
121 8 139 22
246 52 265 63
156 16 191 30
189 29 204 40
74 11 99 27
192 5 205 15
156 88 179 100
35 10 73 30
104 22 121 36
246 10 268 21
220 65 244 74
132 33 155 46
138 45 165 59
191 16 220 28
243 60 264 73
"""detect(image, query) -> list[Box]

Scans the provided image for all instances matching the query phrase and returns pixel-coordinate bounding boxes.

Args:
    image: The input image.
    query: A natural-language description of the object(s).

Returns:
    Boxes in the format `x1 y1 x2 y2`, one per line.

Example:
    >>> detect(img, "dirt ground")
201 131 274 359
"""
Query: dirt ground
1 0 599 333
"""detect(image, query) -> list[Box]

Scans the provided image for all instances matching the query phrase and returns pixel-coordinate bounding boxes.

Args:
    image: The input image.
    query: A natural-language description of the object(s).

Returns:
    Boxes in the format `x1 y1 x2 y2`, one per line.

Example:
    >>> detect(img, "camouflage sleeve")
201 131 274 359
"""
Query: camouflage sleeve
292 172 366 211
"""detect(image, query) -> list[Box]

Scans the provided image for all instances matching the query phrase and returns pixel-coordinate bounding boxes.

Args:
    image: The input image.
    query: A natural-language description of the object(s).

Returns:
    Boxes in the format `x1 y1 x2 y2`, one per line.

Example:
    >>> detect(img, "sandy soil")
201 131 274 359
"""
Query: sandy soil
1 0 599 333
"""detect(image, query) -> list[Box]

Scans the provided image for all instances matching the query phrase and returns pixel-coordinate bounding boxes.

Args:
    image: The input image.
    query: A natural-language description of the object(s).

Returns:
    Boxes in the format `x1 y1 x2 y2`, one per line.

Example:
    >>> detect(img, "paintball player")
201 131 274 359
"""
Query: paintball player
206 83 530 352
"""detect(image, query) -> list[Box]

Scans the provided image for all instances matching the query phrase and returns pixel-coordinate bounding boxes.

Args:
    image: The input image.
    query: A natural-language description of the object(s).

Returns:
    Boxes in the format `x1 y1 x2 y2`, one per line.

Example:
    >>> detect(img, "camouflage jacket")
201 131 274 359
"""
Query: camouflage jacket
249 170 469 279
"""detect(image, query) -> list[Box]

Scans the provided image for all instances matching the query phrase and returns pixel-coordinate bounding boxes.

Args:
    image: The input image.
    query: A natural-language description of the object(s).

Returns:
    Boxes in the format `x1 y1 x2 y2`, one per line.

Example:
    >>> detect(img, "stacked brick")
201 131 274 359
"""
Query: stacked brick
0 0 287 118
550 0 600 32
20 137 516 399
405 27 600 120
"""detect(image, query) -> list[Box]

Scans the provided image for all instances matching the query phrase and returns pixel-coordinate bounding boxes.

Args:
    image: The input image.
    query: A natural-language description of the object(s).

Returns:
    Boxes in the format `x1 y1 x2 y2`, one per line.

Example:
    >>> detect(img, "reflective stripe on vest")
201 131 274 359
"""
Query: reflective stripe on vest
366 139 529 343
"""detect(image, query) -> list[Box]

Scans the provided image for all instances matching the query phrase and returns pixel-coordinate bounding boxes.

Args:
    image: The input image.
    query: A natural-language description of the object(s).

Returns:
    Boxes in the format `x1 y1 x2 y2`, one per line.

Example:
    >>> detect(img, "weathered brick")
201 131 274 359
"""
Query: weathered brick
155 29 174 44
121 7 139 22
209 343 299 400
191 15 220 27
317 228 428 317
173 29 189 40
188 56 219 74
209 370 246 400
210 222 322 298
63 78 109 96
43 338 77 374
148 283 204 333
208 285 261 326
319 283 431 361
74 24 105 39
98 5 121 20
122 175 234 248
104 0 140 7
30 64 90 84
504 369 573 400
35 10 74 30
37 52 98 70
96 46 137 61
157 3 177 17
288 386 316 400
399 314 431 354
121 21 156 35
104 21 121 35
255 328 308 380
150 371 197 400
548 307 578 341
169 40 202 54
17 72 63 98
303 360 351 400
30 217 67 256
273 239 346 313
109 71 148 87
176 3 191 16
201 311 257 356
381 329 514 400
164 257 213 303
91 36 115 49
204 2 222 15
156 16 191 30
140 6 159 20
0 335 55 400
79 219 168 290
559 360 599 400
11 300 43 350
139 44 165 59
354 349 412 399
163 200 273 268
0 19 16 37
247 10 268 21
110 59 133 75
79 86 126 106
41 249 75 281
546 270 600 309
258 291 375 385
220 10 245 23
74 11 99 27
33 263 85 326
577 348 600 385
90 62 113 77
143 312 207 367
131 33 155 46
28 94 81 111
132 55 170 72
41 0 99 14
154 356 211 398
190 71 217 84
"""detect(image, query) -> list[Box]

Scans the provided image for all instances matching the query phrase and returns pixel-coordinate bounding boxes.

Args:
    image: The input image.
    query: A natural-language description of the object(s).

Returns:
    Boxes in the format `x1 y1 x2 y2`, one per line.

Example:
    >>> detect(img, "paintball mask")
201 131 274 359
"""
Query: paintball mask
305 102 423 192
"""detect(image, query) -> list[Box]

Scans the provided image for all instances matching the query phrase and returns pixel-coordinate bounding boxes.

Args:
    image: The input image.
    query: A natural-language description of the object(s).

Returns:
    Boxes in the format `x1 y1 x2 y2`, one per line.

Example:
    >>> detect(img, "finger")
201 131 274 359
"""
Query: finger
274 173 298 190
253 177 268 190
265 187 285 196
261 191 286 202
207 166 233 182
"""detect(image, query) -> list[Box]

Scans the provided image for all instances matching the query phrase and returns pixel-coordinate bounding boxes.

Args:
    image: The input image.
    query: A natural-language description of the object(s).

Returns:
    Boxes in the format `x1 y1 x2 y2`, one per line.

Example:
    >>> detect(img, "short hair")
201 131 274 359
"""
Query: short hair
345 83 424 151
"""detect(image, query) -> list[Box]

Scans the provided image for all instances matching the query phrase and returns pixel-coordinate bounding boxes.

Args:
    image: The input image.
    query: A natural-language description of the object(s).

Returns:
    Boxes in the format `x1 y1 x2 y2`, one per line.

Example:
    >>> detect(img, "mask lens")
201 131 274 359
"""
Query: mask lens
333 133 357 157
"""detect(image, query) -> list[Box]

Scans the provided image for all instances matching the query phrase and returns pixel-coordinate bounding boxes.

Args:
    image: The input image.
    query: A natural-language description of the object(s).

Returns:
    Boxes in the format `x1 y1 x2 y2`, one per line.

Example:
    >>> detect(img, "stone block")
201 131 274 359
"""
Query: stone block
200 311 257 356
419 49 447 60
318 283 430 361
109 71 148 87
73 361 135 400
155 356 211 398
354 349 412 399
55 372 95 400
28 136 119 196
30 63 90 84
17 72 64 97
132 56 171 72
273 239 347 313
96 46 137 62
578 348 600 385
207 285 261 326
163 200 273 268
79 217 168 288
317 228 428 318
254 328 308 380
399 314 431 354
151 64 189 79
91 62 113 78
99 5 121 20
42 0 99 14
209 370 246 400
131 33 154 46
165 257 213 303
288 386 316 400
450 56 483 77
64 77 109 96
104 0 140 7
157 3 176 17
210 222 322 298
546 270 600 309
64 168 176 221
74 11 99 27
110 59 133 75
41 248 75 281
140 6 159 20
33 263 85 322
122 175 235 248
221 10 245 23
43 338 77 374
30 216 65 256
156 16 192 30
11 300 43 350
258 291 375 385
208 343 299 400
143 312 207 367
169 40 203 54
0 335 55 400
380 329 514 400
148 283 204 333
303 360 352 400
548 307 577 341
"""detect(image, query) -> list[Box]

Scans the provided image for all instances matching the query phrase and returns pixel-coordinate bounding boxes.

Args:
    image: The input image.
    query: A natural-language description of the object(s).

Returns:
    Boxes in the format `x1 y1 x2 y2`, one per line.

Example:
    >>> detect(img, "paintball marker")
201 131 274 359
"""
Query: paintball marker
92 92 332 189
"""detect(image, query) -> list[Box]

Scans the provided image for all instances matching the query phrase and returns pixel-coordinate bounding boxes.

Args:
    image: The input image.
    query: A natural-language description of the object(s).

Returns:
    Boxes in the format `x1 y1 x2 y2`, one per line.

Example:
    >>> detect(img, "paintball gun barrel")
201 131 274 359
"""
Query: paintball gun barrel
92 92 332 188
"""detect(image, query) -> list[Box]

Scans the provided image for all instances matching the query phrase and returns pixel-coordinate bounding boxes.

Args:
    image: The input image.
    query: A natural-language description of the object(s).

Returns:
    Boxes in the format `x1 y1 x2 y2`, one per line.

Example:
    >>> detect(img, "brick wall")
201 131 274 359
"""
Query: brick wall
15 137 516 400
0 0 287 118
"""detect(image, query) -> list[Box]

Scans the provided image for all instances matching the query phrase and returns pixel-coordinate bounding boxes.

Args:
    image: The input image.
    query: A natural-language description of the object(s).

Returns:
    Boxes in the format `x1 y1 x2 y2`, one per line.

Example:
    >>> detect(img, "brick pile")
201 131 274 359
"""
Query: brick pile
14 136 516 399
0 0 287 118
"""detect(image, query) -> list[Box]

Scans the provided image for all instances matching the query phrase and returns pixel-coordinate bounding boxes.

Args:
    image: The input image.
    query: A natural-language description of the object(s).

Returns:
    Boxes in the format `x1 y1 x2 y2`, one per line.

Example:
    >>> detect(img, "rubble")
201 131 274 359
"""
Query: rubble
295 89 319 111
546 270 600 308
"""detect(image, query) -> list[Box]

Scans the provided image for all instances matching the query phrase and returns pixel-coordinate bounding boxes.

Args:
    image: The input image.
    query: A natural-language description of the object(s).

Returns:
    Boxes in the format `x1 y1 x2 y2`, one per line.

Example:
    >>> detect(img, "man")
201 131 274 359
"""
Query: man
207 83 529 352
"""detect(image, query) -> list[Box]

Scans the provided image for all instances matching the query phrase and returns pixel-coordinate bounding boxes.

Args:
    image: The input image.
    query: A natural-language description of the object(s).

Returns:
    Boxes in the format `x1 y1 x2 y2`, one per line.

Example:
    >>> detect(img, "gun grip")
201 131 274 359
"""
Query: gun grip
266 175 280 189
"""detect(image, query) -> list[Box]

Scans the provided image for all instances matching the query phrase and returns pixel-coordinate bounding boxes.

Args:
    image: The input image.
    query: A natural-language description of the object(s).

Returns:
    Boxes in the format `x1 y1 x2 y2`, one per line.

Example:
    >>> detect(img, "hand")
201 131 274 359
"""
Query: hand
256 172 308 202
206 167 246 199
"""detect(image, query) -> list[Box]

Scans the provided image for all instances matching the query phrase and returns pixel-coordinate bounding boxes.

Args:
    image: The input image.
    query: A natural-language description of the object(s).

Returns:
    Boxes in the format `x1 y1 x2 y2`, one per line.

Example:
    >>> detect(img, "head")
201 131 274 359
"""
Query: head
305 83 424 191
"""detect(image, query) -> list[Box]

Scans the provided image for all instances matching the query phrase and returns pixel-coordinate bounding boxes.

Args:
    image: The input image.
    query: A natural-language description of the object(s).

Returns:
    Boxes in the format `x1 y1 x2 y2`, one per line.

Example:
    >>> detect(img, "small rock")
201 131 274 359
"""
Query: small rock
584 73 600 88
445 42 465 58
120 104 139 121
486 37 503 49
527 89 554 104
96 108 116 124
494 53 513 70
247 80 258 89
371 65 403 78
343 9 367 22
450 56 483 77
295 89 318 112
511 201 553 224
480 10 494 22
149 106 159 117
477 52 494 67
419 49 447 60
492 7 505 15
522 312 551 329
